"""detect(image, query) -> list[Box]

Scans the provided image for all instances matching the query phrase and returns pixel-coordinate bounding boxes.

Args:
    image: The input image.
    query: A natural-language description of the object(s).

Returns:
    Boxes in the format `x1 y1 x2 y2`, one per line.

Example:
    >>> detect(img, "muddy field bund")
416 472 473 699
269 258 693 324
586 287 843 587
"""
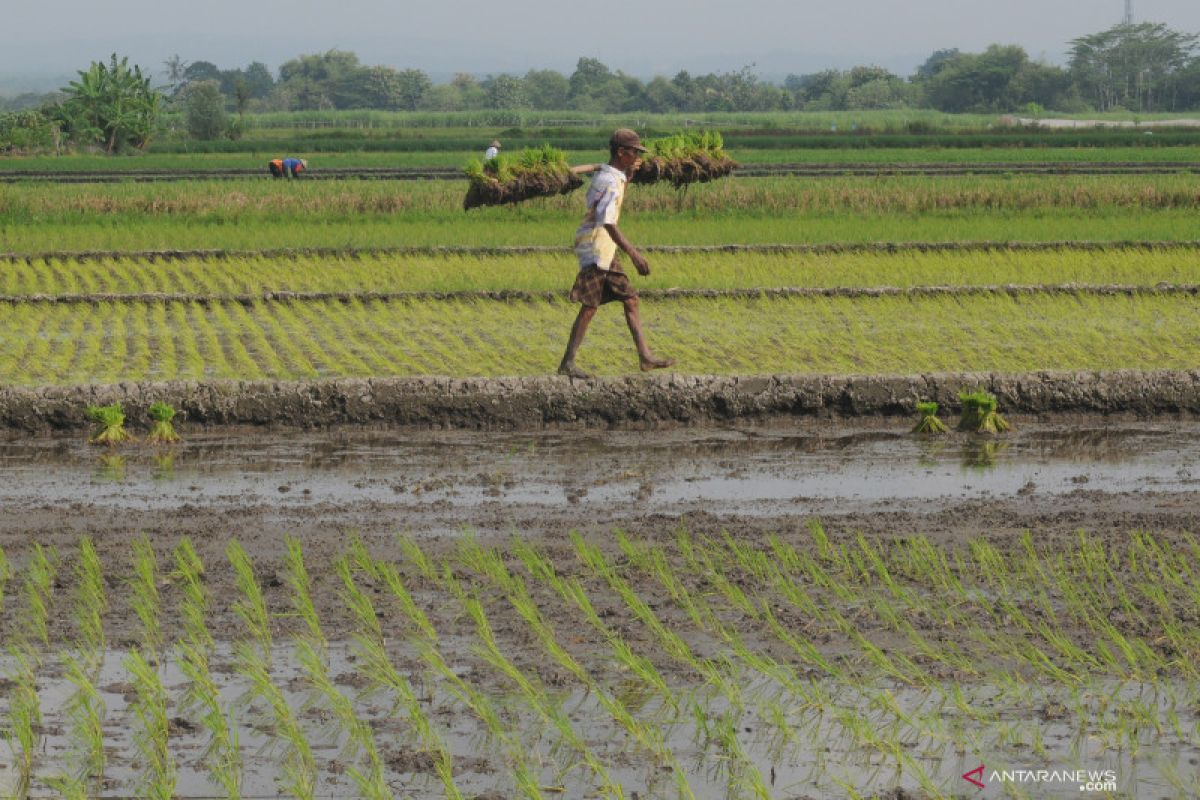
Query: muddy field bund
3 368 1200 433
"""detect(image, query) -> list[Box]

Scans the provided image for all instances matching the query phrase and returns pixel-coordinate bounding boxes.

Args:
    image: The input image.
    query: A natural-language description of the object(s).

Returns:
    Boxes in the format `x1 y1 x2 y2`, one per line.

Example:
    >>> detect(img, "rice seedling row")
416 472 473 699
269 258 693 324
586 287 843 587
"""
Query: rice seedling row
6 174 1200 223
3 246 1200 300
7 146 1200 176
7 239 1200 268
8 210 1199 253
8 161 1200 186
0 529 1195 798
0 292 1197 385
8 283 1200 310
3 170 1200 263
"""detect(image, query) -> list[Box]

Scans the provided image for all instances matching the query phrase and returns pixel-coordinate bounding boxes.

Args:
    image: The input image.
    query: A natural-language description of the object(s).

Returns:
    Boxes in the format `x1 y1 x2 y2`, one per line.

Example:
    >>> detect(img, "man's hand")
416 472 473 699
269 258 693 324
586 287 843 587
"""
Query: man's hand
605 223 649 275
631 250 650 276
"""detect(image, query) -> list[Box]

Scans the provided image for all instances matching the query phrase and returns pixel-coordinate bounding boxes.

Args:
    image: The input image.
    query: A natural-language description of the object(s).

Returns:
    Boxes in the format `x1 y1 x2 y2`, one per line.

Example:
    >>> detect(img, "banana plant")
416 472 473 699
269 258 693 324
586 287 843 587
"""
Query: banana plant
62 54 162 153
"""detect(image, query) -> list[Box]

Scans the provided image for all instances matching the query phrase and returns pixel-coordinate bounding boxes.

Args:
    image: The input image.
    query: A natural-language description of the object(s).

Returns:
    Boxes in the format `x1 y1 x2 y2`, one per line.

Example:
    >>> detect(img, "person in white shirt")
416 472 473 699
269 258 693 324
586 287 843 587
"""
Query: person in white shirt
484 140 501 159
557 128 674 378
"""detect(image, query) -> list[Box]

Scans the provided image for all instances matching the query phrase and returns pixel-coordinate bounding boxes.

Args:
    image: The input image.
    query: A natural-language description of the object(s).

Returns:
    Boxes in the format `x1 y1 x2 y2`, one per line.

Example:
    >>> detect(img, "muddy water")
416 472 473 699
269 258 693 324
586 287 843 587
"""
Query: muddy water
2 419 1198 527
1 644 1196 799
3 419 1200 798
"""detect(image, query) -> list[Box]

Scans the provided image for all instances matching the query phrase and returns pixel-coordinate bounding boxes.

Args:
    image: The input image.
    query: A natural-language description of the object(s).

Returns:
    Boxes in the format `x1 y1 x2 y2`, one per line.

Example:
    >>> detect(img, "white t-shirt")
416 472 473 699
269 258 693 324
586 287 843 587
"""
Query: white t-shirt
484 146 499 159
573 164 627 270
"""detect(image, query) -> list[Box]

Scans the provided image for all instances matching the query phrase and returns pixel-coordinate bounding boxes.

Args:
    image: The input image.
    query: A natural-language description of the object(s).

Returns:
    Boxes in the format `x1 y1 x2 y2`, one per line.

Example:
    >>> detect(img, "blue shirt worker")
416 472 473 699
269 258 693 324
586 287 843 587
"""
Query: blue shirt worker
557 128 674 379
268 157 308 178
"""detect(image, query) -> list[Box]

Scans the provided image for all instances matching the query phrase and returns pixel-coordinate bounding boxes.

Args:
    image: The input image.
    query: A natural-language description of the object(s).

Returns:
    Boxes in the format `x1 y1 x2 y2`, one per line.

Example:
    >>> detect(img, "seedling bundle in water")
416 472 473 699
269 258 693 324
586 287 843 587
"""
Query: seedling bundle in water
146 402 181 445
631 131 738 188
463 144 583 209
912 401 948 434
957 390 1011 433
87 403 134 445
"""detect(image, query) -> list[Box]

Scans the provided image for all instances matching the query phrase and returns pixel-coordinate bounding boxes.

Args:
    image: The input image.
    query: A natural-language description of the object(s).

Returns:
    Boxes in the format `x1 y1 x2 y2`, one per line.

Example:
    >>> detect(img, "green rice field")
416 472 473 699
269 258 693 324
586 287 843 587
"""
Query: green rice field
1 246 1197 297
4 174 1200 253
0 291 1195 384
2 166 1200 385
4 127 1200 800
1 525 1197 798
4 145 1200 173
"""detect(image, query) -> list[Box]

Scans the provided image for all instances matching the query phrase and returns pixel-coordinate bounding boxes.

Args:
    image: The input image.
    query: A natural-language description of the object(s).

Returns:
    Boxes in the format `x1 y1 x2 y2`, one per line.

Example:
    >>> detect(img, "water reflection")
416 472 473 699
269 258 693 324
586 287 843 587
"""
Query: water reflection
93 453 127 482
962 440 1009 470
151 451 176 480
0 420 1196 513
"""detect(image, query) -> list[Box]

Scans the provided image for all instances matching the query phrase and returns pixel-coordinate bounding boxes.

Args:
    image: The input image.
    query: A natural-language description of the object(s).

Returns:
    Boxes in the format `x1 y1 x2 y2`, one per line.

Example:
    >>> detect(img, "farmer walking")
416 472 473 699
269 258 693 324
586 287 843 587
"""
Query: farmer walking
268 157 308 178
558 128 674 378
484 140 501 160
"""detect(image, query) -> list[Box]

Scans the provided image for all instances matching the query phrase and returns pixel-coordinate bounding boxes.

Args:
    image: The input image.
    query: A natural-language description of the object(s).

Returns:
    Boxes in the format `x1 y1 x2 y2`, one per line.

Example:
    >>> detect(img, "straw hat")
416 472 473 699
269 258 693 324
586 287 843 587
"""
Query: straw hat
489 140 501 148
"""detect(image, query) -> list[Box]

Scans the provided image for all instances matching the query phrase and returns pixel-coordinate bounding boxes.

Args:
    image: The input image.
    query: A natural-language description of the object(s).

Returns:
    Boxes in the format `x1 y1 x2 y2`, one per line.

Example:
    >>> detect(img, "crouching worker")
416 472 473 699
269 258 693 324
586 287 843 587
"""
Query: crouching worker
558 128 674 379
268 157 308 178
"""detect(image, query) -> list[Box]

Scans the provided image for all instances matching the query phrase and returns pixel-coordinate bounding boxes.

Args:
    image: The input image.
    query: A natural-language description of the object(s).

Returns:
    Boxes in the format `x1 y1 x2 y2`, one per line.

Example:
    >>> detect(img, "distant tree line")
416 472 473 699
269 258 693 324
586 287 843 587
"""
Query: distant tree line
2 21 1199 152
150 22 1198 119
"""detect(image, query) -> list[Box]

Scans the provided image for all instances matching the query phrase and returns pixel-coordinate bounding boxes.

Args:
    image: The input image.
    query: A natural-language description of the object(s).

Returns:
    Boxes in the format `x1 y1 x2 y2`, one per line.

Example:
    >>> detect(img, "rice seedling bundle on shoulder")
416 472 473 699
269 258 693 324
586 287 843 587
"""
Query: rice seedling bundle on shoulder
957 390 1011 433
462 144 583 209
87 403 134 445
912 401 949 434
631 130 738 188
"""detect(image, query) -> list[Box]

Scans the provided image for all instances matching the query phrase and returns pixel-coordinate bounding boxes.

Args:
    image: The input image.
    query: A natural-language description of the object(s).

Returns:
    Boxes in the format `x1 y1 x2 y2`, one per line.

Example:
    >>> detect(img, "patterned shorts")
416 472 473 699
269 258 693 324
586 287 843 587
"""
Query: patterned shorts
569 264 637 307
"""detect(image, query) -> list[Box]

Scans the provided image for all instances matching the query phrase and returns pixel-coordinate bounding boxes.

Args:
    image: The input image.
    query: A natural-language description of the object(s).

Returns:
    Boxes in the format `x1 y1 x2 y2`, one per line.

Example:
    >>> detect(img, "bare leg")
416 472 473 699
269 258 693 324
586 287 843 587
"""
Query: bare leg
558 305 598 377
623 296 675 371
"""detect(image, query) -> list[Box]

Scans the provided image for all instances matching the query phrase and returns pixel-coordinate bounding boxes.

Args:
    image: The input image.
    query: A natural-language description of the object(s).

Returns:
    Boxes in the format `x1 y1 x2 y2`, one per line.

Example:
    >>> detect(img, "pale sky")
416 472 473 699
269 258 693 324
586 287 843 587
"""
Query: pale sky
3 0 1199 86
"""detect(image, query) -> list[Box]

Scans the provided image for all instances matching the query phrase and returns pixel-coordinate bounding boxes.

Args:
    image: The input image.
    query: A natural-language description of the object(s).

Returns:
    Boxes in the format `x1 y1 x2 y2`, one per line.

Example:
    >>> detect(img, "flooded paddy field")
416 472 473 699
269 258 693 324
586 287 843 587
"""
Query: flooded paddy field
1 418 1198 799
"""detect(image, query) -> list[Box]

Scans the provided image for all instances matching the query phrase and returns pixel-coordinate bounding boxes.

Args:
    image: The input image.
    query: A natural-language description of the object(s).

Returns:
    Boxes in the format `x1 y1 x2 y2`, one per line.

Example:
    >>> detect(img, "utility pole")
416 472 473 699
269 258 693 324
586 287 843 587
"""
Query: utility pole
1123 0 1133 25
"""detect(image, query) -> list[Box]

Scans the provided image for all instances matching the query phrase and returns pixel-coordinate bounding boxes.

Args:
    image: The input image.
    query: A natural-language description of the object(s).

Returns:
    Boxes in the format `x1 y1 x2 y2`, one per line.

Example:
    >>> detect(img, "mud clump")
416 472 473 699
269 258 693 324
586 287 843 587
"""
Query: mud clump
385 747 438 775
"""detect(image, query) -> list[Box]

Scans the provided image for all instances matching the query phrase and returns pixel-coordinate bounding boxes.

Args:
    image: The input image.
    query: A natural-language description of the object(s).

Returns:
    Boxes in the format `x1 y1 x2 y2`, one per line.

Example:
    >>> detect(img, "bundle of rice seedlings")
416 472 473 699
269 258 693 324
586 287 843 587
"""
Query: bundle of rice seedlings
957 390 1011 433
462 143 583 209
87 403 134 445
631 130 738 188
912 401 948 434
146 402 180 445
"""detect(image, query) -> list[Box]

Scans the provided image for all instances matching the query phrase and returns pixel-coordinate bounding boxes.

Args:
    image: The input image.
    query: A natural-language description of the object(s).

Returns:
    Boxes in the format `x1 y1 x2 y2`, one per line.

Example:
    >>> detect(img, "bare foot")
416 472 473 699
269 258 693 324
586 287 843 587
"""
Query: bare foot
639 356 675 372
557 363 591 379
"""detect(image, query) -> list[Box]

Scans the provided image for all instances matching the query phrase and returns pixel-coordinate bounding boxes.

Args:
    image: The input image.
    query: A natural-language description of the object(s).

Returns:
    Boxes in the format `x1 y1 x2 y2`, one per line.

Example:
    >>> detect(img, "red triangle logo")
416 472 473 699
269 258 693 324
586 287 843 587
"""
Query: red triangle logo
963 764 985 789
